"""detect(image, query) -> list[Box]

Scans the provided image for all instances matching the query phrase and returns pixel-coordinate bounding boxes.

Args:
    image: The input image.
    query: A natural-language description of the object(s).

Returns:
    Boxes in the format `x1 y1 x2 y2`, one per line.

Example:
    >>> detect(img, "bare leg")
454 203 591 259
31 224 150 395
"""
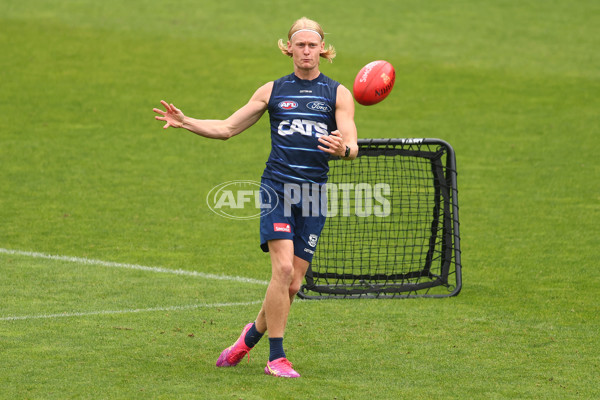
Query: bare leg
262 239 295 337
286 255 309 315
254 242 310 335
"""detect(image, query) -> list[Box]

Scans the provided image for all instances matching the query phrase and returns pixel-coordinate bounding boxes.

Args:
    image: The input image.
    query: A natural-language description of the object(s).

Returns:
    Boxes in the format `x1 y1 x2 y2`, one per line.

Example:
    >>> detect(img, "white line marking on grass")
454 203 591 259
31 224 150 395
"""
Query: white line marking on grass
0 301 263 321
0 248 268 285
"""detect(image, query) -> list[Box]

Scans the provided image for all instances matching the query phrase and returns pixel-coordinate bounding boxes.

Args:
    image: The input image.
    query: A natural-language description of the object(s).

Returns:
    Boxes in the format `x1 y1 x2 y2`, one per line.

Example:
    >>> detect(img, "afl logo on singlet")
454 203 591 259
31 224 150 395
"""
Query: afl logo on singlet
279 100 298 110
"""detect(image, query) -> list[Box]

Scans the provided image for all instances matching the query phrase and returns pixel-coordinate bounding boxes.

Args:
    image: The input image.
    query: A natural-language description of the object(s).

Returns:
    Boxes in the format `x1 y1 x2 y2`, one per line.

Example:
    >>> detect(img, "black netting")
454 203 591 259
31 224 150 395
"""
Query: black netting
299 139 461 299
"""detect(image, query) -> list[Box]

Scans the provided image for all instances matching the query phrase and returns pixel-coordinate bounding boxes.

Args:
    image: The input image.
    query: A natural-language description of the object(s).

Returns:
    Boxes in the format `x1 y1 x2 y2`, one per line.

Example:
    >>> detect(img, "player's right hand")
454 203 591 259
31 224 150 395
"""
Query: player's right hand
153 100 185 129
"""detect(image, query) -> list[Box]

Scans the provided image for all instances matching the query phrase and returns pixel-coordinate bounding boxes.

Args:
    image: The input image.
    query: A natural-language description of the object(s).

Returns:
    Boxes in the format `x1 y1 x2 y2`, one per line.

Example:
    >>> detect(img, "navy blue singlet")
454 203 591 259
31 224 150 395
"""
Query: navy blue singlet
262 73 340 185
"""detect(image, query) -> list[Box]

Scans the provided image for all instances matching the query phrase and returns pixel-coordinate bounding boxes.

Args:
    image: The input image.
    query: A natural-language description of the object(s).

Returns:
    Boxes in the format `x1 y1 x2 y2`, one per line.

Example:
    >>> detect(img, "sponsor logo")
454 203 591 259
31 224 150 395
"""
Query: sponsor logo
279 100 298 110
381 73 391 85
303 248 315 255
400 138 424 144
206 180 278 220
308 234 318 247
359 61 381 83
274 223 291 233
299 90 313 94
375 76 394 98
306 101 332 113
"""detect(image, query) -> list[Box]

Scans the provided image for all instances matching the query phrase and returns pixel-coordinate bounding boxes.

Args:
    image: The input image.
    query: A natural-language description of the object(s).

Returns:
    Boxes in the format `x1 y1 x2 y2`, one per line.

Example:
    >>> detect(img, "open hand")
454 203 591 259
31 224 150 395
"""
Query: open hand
153 100 184 129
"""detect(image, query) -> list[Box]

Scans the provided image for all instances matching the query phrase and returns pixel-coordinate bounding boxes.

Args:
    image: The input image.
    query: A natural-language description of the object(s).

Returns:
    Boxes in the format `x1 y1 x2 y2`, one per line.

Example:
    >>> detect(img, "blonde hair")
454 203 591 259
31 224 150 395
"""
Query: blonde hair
277 17 336 63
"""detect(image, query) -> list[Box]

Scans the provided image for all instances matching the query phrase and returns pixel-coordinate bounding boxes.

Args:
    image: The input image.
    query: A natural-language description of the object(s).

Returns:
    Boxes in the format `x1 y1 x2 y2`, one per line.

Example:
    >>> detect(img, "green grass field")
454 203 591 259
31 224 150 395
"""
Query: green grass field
1 0 599 398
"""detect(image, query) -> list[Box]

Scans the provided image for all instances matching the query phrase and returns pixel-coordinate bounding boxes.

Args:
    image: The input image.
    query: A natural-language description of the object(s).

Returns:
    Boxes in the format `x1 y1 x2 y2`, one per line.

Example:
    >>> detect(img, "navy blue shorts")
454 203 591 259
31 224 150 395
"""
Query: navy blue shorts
259 178 327 262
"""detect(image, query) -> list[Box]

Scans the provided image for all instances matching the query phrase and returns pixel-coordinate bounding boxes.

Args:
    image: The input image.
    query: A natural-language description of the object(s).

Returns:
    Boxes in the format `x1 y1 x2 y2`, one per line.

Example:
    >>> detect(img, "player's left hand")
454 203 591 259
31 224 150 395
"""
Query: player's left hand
318 130 346 157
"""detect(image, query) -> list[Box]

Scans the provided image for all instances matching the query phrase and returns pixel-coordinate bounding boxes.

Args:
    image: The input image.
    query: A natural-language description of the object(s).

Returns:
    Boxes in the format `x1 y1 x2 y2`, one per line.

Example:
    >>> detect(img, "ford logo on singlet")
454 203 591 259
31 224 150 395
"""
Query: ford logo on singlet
307 101 332 112
279 101 298 110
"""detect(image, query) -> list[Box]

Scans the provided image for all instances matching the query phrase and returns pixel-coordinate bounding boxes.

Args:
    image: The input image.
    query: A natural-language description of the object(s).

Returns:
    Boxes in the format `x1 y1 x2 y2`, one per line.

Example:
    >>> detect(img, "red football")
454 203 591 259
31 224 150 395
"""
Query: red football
353 60 396 106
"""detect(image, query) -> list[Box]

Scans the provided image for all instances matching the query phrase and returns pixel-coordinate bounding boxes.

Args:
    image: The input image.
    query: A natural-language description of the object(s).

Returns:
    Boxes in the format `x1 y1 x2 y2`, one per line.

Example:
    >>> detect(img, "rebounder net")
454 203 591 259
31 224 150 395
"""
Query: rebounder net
298 138 462 299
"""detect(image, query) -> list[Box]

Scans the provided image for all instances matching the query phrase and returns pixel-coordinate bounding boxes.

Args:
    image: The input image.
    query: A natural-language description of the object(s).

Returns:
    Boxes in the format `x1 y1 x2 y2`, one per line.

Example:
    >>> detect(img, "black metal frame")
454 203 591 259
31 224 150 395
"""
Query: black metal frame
298 138 462 299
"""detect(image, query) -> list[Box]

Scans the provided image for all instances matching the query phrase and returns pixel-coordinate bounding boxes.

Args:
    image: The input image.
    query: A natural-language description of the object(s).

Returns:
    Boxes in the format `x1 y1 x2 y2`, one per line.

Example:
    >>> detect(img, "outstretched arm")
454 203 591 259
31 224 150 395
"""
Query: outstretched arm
153 82 272 140
317 84 358 159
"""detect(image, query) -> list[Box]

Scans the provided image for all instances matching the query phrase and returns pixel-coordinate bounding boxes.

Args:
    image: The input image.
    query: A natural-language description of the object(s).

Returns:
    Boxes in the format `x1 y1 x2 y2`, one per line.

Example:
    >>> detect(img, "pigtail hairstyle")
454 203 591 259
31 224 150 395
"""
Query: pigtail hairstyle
278 17 336 63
